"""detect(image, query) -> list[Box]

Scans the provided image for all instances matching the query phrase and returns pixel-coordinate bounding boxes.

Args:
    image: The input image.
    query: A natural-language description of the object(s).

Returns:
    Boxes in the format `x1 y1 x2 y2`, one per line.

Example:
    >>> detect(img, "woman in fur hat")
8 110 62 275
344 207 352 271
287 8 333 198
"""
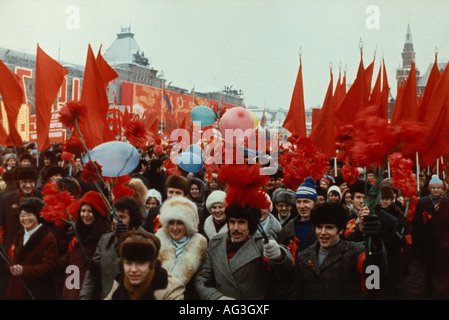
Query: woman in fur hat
155 196 208 300
6 197 59 300
58 191 111 300
105 230 184 300
202 190 228 241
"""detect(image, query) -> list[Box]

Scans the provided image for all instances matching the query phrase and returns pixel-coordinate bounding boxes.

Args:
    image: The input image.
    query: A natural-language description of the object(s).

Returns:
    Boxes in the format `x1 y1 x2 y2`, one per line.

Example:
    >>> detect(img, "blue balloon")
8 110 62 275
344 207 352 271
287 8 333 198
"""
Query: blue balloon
176 151 203 173
186 144 203 156
83 141 140 177
190 105 217 127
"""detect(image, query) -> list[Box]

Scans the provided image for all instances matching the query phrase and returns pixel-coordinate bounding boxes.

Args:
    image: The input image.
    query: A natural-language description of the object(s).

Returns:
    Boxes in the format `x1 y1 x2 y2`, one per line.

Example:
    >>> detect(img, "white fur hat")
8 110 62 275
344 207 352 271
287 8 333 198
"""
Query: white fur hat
159 196 199 237
205 190 226 212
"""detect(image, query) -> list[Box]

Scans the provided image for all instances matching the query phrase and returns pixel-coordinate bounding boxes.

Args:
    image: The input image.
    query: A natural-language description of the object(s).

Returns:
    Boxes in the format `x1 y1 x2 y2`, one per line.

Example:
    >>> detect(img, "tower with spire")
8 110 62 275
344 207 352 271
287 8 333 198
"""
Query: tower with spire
396 23 420 85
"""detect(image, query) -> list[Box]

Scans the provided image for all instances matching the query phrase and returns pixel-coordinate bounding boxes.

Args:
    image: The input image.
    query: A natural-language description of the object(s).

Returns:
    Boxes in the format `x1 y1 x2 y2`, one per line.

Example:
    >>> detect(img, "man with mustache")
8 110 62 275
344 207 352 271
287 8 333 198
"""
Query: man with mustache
194 202 294 300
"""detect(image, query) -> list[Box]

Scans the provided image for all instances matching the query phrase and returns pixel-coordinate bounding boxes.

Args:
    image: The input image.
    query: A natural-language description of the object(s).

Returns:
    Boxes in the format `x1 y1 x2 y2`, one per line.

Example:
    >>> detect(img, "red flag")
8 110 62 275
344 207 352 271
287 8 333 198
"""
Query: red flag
420 60 449 167
379 59 390 121
418 54 441 121
334 53 369 128
282 57 306 137
96 46 118 88
311 108 321 130
35 45 68 151
78 44 111 149
0 59 24 146
390 60 418 125
309 69 336 158
365 54 375 93
369 63 382 105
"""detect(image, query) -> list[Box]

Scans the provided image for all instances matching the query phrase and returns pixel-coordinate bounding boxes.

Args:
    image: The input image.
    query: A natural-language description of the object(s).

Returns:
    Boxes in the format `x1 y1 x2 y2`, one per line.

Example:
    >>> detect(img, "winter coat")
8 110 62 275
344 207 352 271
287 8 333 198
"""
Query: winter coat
255 213 282 240
105 266 185 300
155 229 208 299
291 239 383 300
78 231 119 300
412 194 449 297
194 232 294 300
1 188 42 250
202 215 228 241
6 224 59 300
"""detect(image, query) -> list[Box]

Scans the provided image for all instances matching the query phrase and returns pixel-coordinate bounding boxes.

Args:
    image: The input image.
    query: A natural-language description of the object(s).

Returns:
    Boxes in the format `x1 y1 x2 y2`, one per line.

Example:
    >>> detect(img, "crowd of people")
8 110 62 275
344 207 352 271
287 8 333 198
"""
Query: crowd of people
0 141 448 300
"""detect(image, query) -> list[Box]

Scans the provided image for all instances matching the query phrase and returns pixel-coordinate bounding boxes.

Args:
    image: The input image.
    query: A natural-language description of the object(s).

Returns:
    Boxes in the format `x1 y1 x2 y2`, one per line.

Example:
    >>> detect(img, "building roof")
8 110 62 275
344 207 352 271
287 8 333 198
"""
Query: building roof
103 27 149 66
417 61 446 87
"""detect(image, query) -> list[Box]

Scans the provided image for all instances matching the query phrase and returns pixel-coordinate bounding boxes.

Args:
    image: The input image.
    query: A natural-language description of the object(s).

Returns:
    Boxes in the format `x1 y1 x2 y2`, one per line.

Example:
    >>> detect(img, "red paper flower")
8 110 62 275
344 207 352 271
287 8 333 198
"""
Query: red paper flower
123 118 152 149
163 158 181 176
342 162 360 185
58 100 88 128
154 144 164 156
109 175 135 200
389 152 417 198
41 182 77 227
278 136 328 190
422 211 433 224
64 136 84 155
81 161 103 183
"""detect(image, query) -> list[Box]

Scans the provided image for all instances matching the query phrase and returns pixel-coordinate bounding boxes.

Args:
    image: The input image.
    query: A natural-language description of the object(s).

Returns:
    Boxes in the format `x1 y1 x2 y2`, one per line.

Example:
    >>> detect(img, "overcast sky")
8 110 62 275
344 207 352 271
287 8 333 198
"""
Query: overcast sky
1 0 448 110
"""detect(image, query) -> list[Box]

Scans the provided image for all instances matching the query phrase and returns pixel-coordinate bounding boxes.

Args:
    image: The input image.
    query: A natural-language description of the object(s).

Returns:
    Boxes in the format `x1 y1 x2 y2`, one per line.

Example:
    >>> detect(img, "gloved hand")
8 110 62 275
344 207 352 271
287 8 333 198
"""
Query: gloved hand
217 296 235 300
115 220 127 238
362 214 381 238
263 239 281 260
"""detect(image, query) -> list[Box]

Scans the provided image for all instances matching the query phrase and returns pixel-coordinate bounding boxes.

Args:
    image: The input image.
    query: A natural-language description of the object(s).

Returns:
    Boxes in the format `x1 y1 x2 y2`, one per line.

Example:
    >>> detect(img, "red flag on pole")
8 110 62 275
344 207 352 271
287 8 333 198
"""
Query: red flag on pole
78 44 111 149
420 60 449 167
282 57 307 137
334 52 369 128
309 69 336 158
390 60 418 125
35 45 68 151
0 59 24 146
418 54 441 121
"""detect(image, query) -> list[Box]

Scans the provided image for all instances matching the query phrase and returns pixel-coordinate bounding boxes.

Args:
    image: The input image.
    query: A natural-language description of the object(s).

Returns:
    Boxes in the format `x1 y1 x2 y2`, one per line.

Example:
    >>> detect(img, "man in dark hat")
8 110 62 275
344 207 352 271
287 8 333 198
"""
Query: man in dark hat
43 165 64 184
291 201 386 300
19 153 33 167
195 203 294 300
271 187 298 227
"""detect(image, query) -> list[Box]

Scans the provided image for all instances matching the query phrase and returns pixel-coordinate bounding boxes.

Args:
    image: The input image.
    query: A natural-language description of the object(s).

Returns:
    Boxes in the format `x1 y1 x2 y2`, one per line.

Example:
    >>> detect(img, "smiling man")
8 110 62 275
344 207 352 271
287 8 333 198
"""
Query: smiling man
291 202 386 300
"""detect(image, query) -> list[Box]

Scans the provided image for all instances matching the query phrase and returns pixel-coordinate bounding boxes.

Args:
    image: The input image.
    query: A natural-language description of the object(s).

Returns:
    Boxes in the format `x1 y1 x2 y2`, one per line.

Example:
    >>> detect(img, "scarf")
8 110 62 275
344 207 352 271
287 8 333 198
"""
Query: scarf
226 235 249 260
124 267 155 300
170 235 190 263
431 196 441 212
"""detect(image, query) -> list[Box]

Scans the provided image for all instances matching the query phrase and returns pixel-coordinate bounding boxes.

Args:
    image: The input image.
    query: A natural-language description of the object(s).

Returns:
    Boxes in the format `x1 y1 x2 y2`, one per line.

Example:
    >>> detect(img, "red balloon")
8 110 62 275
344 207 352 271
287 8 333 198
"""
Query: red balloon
219 107 254 144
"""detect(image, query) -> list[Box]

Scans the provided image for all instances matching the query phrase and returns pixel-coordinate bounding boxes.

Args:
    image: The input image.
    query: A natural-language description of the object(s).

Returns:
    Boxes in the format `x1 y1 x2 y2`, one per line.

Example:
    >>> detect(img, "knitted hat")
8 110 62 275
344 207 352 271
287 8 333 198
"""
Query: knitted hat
79 191 109 217
429 174 444 188
295 177 318 200
272 188 295 205
327 185 342 198
320 177 330 186
146 189 162 206
18 197 45 222
15 166 38 181
165 174 190 196
311 202 348 231
118 230 161 263
205 190 226 212
159 196 199 237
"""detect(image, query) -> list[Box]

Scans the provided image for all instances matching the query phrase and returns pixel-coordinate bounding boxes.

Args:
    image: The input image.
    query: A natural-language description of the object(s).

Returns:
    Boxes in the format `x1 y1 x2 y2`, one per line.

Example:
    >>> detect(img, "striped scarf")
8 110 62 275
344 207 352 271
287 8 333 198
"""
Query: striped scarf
431 196 441 212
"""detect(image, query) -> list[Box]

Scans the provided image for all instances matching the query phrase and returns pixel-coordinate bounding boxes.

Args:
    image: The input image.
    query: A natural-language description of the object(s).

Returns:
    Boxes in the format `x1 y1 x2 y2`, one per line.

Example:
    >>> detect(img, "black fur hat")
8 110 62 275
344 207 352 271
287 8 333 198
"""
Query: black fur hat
18 197 45 222
225 204 261 235
118 230 161 264
15 166 38 181
311 202 349 231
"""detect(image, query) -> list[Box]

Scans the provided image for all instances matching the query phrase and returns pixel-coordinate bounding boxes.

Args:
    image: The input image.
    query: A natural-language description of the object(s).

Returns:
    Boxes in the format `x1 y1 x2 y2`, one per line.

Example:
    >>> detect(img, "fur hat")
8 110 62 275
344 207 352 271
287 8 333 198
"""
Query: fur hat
146 189 162 206
380 186 394 199
159 196 199 237
4 153 17 163
15 166 38 181
295 177 318 200
79 191 109 217
350 180 369 196
118 230 161 263
45 166 64 181
311 202 348 231
327 185 342 198
272 188 295 205
205 190 227 212
127 178 148 208
225 204 261 234
429 174 444 188
19 153 33 162
18 197 45 222
165 174 190 196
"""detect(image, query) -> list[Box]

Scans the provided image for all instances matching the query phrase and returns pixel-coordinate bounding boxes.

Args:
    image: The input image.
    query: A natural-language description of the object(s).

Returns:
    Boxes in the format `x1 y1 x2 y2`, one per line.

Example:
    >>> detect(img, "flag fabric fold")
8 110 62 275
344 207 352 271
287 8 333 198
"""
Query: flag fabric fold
35 45 68 151
282 57 307 137
162 83 173 115
0 59 24 146
390 60 418 125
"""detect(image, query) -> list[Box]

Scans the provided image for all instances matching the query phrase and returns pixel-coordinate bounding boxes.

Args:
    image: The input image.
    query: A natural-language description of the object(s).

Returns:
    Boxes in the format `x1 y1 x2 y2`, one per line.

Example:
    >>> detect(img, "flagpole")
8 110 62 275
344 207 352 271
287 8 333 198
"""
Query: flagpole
437 158 439 177
442 156 446 179
161 82 164 134
416 152 420 193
